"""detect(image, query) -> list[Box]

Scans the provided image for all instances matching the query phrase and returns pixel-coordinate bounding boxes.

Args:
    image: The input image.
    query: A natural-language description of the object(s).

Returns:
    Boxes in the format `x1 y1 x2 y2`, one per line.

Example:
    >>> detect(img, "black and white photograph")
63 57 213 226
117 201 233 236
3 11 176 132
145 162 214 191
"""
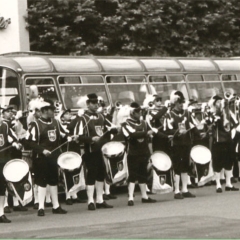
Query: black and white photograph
1 0 240 238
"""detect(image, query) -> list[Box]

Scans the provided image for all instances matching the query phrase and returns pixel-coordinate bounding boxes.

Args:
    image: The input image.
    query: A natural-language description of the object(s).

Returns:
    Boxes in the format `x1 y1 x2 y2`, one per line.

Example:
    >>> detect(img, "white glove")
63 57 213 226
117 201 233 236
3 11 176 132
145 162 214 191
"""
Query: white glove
164 100 170 108
67 136 72 142
15 110 23 120
12 142 21 150
152 127 158 134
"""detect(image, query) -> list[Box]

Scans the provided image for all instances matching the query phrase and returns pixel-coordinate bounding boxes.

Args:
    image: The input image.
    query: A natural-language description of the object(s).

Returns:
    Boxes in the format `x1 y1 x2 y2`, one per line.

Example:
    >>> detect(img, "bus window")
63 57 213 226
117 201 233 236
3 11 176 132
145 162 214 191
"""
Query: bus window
58 76 108 109
108 85 148 105
168 75 185 82
149 75 167 82
106 76 126 83
188 82 223 102
222 75 240 96
25 78 59 106
203 75 220 81
81 76 104 84
149 82 189 102
126 76 146 83
187 75 203 82
222 75 237 81
58 76 81 84
0 68 21 110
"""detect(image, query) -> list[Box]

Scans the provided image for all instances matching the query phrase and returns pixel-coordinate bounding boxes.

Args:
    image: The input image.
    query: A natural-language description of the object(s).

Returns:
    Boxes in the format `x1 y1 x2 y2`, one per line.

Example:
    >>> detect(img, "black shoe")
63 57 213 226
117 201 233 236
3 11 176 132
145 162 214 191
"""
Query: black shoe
0 215 11 223
72 198 87 204
52 206 67 214
128 200 134 206
13 205 28 211
106 194 117 199
174 193 184 199
37 209 45 217
45 202 53 208
204 181 212 186
33 203 39 210
103 194 110 201
88 202 96 211
225 186 239 191
182 192 196 198
66 198 73 205
96 201 113 209
142 197 156 203
4 206 11 214
216 188 222 193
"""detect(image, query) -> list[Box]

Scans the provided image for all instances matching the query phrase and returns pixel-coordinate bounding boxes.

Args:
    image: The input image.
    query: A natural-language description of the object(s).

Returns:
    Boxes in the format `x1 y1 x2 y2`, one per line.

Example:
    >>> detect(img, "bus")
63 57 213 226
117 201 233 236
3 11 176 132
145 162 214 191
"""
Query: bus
1 52 240 115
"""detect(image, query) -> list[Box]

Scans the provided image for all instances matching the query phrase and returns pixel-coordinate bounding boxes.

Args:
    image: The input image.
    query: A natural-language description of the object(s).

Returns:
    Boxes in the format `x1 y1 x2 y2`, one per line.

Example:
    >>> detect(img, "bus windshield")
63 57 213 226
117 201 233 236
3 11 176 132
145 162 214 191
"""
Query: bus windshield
0 68 21 110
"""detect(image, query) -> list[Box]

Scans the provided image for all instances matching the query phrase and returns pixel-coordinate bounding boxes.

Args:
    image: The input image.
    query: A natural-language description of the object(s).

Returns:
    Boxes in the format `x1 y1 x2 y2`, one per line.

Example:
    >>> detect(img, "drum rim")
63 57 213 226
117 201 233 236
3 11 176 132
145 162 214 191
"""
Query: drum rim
190 145 211 164
3 159 29 183
57 151 82 170
102 141 125 155
150 151 172 171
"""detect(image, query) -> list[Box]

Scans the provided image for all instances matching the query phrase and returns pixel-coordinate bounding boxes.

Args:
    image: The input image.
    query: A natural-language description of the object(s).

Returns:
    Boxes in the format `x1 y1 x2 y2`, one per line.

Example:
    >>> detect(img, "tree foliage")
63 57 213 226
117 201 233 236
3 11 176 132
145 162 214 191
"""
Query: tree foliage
26 0 240 56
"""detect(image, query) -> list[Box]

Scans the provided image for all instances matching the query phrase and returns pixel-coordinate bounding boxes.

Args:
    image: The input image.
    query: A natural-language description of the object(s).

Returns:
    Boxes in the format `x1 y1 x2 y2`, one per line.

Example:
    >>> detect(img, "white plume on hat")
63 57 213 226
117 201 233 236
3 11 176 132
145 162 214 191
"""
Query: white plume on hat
142 94 155 109
76 95 88 109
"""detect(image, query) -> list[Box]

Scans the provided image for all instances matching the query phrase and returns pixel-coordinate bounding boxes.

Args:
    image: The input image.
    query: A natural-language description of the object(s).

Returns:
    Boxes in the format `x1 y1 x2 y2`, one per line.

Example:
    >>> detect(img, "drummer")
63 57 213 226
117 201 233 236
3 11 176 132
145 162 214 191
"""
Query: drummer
75 93 118 211
209 95 239 192
0 108 22 223
97 99 117 201
25 101 70 217
57 109 87 205
121 102 156 206
165 91 197 199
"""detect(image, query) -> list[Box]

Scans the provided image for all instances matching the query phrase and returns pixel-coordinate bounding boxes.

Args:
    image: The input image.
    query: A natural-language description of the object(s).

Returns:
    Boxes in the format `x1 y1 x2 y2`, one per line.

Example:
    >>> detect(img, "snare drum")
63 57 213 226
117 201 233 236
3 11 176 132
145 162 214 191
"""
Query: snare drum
3 159 33 206
150 151 173 194
190 145 212 184
57 152 85 193
102 141 128 185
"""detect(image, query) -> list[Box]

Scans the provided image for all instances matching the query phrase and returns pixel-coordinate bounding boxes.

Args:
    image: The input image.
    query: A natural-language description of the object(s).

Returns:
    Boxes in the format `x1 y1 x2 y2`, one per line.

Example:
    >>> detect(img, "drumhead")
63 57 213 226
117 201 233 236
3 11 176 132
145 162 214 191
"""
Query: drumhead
190 145 211 164
102 142 125 157
57 152 82 170
3 159 29 182
150 151 172 171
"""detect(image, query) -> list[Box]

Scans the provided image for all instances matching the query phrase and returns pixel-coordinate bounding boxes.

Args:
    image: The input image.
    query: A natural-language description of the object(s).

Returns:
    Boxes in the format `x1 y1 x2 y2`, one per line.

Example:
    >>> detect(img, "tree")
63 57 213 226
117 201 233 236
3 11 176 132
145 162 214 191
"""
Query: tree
26 0 240 56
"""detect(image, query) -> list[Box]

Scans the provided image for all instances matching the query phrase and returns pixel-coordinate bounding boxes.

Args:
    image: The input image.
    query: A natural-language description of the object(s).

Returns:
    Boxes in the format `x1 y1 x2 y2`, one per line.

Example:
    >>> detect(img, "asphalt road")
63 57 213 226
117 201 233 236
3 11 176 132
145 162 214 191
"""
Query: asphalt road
2 183 240 238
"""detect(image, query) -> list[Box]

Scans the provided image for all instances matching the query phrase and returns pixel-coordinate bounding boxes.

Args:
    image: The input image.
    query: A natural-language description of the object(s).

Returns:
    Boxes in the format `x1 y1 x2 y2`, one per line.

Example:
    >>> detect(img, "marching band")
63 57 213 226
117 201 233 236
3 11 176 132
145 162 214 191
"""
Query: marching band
0 89 240 223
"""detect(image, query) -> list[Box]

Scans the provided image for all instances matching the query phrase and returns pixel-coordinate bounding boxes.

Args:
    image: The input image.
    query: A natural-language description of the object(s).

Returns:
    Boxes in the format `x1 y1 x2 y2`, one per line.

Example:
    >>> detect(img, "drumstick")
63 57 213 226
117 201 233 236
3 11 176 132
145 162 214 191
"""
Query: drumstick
51 141 68 154
0 145 12 153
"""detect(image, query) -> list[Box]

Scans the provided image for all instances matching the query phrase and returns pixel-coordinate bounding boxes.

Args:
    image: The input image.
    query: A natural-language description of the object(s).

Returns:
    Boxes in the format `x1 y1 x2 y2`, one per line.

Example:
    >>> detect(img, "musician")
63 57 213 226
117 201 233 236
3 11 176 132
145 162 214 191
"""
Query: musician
58 109 87 205
97 100 117 200
145 95 170 153
25 101 69 216
165 91 197 199
1 106 28 213
121 102 156 206
209 95 239 192
75 93 117 210
0 108 22 223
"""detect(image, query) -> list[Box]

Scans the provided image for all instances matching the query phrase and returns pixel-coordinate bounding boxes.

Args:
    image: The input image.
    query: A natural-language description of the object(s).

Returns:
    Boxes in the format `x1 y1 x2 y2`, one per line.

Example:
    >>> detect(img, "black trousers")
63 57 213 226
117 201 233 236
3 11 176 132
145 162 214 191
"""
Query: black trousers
0 163 6 196
33 151 60 188
82 151 105 185
127 154 148 184
212 142 234 173
171 145 191 175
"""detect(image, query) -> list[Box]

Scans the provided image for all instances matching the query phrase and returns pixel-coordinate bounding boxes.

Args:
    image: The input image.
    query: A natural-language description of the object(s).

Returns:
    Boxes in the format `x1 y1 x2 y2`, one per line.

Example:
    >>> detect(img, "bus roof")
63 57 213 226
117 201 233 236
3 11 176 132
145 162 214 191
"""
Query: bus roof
1 53 240 73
